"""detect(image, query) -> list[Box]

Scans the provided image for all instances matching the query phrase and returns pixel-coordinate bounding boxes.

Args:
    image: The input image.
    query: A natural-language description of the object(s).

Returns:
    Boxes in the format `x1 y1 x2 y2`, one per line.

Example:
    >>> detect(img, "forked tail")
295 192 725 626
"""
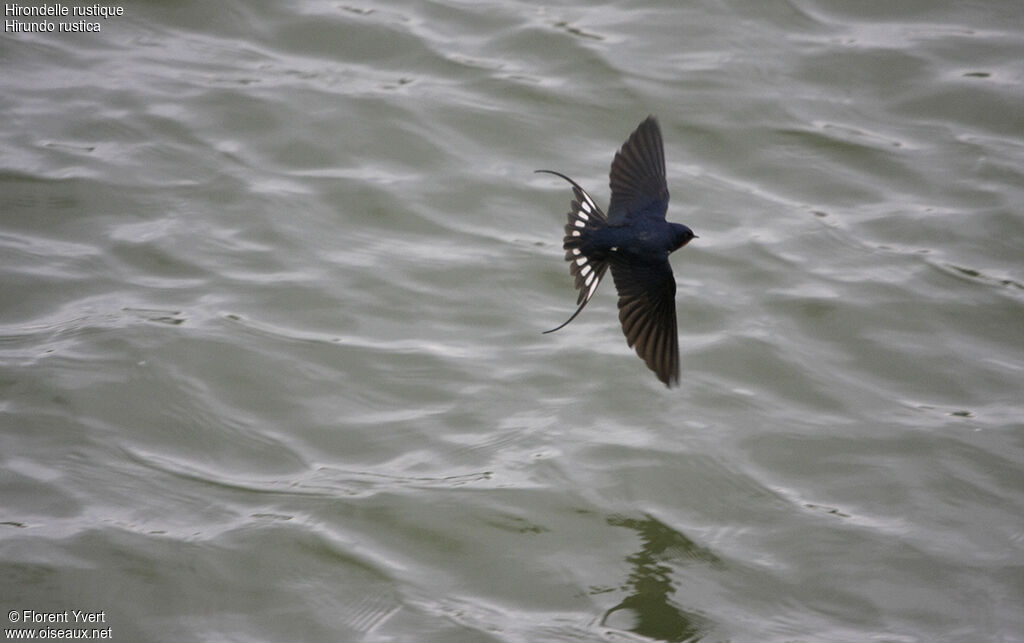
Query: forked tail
536 170 610 333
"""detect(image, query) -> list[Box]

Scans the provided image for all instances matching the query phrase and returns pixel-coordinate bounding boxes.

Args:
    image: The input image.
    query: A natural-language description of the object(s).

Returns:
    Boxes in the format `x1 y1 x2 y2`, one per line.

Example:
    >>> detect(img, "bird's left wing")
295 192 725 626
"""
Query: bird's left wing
607 116 669 224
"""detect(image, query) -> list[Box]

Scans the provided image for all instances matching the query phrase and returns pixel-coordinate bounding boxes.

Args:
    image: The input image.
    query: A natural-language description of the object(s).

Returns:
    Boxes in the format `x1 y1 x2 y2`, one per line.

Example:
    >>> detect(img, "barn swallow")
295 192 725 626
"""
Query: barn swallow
537 116 696 386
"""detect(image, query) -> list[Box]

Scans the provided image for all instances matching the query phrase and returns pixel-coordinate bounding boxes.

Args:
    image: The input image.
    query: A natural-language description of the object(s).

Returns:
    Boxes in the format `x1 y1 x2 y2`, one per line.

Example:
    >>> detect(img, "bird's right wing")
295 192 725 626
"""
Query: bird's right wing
609 254 679 386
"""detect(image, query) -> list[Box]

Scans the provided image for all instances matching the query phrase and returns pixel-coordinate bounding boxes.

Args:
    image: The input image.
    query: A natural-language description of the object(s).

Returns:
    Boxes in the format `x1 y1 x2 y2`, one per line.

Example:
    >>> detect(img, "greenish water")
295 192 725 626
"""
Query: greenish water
2 1 1022 641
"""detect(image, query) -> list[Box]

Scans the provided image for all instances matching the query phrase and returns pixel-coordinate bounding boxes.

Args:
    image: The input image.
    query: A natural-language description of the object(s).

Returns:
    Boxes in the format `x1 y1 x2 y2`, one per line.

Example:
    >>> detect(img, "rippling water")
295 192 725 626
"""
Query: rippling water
2 1 1023 641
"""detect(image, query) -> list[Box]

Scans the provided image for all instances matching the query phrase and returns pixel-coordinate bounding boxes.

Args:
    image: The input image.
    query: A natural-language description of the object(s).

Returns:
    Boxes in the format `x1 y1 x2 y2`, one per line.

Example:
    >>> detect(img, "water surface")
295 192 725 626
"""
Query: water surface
2 1 1023 641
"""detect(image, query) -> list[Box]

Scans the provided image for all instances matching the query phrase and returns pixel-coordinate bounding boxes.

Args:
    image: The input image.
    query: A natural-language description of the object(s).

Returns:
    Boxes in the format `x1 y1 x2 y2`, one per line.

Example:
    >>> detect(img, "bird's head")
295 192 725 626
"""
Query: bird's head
671 224 697 251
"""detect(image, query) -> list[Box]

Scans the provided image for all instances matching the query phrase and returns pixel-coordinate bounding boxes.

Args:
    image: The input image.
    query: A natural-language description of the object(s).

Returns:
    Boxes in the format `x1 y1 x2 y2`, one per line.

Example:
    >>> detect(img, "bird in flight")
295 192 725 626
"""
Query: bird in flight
537 116 697 387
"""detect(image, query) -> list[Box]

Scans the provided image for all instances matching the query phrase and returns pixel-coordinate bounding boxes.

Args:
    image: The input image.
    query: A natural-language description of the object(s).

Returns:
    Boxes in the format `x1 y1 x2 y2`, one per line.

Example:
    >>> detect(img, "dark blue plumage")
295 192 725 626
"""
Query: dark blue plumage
537 116 697 386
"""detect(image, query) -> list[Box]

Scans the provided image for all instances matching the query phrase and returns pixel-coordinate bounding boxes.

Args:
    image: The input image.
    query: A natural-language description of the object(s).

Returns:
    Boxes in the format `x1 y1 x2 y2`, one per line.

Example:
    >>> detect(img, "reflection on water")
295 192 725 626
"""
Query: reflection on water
603 514 721 642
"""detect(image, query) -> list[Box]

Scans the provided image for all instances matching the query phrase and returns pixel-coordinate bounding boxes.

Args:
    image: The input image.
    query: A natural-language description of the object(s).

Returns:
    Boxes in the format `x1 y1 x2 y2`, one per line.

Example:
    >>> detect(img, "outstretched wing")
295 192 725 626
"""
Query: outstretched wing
535 170 610 334
607 116 669 224
609 254 679 386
